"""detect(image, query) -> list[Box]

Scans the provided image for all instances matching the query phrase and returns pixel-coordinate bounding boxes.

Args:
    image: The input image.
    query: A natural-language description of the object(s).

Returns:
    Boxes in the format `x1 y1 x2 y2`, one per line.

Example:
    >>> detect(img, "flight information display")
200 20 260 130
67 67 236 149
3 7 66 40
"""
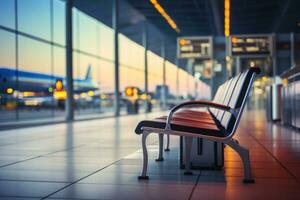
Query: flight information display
177 37 212 59
230 35 272 56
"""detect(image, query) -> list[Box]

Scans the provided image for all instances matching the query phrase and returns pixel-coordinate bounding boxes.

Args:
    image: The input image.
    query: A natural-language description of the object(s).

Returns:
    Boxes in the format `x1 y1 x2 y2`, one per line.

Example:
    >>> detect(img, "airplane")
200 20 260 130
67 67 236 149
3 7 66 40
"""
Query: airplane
0 65 99 108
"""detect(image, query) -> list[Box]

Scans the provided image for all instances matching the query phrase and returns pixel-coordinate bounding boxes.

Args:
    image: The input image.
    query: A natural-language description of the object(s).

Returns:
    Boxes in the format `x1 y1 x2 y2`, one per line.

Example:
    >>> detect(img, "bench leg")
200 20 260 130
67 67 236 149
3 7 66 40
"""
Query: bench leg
138 132 150 180
225 139 254 183
184 136 193 175
165 134 170 151
156 134 164 161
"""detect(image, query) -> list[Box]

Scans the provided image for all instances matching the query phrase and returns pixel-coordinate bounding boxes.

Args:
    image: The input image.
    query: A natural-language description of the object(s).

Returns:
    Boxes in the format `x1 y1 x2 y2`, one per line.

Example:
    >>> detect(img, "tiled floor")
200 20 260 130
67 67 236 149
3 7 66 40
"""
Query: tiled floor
0 110 299 199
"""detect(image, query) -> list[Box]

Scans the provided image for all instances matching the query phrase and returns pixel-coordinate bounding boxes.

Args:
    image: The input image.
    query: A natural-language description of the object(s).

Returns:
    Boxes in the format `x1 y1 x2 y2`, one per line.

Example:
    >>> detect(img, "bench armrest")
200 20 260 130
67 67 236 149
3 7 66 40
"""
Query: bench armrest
165 100 236 130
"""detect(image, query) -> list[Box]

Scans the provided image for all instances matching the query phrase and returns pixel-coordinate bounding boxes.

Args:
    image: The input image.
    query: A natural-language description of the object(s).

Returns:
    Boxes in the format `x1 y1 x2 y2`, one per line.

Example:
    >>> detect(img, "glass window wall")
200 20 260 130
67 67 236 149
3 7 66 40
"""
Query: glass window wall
18 0 51 41
0 0 15 29
0 30 16 121
53 0 65 45
0 0 191 122
18 36 52 119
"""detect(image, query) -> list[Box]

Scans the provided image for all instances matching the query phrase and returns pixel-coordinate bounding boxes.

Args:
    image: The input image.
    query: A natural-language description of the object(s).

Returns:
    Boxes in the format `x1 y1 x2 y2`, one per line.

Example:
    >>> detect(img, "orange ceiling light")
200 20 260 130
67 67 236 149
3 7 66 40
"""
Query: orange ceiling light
179 38 186 46
224 0 230 37
231 36 237 44
150 0 180 33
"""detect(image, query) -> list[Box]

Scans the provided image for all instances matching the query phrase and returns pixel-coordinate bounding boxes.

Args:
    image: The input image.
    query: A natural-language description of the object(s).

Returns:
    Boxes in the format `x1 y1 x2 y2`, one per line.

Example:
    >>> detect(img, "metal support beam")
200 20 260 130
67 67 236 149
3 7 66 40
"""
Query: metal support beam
290 32 295 68
143 22 150 113
65 0 74 121
15 0 19 120
272 34 277 83
175 58 180 103
161 42 167 110
113 0 120 117
210 59 214 99
236 56 241 75
225 37 231 79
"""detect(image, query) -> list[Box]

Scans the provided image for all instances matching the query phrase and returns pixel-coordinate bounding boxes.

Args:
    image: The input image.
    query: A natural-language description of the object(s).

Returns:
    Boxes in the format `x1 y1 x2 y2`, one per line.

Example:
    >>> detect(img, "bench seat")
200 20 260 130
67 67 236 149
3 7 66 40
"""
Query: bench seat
154 111 216 125
135 118 224 137
135 67 260 183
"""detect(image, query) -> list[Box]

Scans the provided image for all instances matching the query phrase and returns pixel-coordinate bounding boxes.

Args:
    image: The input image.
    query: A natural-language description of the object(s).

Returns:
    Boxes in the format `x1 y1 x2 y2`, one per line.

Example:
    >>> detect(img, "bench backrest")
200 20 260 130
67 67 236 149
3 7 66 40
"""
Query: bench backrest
211 79 232 116
209 75 237 120
209 67 260 136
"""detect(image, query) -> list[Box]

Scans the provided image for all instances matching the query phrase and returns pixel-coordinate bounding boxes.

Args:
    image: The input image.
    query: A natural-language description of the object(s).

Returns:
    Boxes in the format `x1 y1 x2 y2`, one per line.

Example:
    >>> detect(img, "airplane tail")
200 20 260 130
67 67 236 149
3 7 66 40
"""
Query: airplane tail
85 64 92 80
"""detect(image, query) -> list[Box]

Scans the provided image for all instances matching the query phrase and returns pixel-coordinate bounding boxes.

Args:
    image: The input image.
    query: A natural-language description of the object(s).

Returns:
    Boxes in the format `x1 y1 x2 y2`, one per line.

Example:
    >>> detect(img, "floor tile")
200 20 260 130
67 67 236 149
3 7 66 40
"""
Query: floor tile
50 183 194 200
0 180 66 198
0 110 299 199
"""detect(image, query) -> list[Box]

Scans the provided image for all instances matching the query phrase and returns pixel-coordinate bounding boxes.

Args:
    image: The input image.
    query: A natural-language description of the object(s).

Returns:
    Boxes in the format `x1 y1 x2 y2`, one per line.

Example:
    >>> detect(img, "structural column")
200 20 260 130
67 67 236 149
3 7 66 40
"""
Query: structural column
143 22 150 112
225 36 232 79
236 56 241 75
271 34 279 120
194 63 198 99
210 58 214 99
175 58 180 103
161 42 167 110
272 34 277 83
113 0 120 116
65 0 74 121
290 32 295 68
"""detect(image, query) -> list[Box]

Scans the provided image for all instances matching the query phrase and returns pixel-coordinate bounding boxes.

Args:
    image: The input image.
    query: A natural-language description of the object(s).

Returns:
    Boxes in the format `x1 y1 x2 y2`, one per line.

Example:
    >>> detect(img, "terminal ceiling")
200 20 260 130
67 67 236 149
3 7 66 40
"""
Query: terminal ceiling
74 0 300 70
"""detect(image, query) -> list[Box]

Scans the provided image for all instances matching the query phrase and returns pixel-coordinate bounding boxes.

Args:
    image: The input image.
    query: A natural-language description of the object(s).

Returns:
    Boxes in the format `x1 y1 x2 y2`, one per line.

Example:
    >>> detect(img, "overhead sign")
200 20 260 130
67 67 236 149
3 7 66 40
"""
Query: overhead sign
177 37 212 59
230 35 273 57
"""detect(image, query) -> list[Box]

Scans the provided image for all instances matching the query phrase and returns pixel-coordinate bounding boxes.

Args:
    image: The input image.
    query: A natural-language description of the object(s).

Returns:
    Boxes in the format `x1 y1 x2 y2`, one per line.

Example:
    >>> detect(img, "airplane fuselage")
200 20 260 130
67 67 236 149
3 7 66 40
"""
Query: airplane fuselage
0 67 98 94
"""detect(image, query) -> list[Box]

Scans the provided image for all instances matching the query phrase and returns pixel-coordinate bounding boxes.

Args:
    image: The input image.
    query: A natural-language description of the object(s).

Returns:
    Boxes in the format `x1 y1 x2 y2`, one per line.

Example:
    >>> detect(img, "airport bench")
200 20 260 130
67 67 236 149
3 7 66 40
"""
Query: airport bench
135 67 260 183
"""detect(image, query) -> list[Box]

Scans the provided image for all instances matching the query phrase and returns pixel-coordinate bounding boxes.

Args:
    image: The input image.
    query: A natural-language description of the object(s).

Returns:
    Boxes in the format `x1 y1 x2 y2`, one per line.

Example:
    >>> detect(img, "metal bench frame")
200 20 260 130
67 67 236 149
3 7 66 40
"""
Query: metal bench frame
137 70 258 183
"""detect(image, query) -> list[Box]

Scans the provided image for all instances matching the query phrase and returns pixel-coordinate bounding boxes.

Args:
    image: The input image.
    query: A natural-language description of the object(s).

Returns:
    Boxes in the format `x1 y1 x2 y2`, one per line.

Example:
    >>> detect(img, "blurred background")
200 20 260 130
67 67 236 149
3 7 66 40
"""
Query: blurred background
0 0 299 126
